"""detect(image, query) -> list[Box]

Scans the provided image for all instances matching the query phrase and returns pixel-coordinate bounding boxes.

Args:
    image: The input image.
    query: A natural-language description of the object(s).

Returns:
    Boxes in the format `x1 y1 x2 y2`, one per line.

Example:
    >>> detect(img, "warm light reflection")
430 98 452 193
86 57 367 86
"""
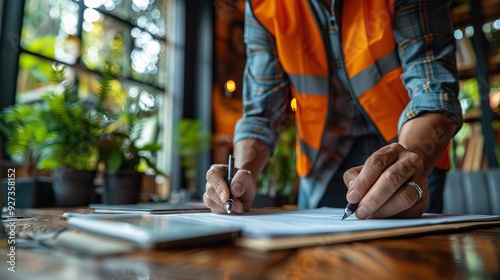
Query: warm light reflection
291 97 297 112
225 80 236 93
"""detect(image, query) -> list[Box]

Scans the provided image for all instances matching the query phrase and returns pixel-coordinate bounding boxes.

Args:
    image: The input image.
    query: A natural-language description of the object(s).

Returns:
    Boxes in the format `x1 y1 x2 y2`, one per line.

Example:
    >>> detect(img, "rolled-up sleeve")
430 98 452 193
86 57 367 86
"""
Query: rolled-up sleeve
233 1 291 152
394 0 463 132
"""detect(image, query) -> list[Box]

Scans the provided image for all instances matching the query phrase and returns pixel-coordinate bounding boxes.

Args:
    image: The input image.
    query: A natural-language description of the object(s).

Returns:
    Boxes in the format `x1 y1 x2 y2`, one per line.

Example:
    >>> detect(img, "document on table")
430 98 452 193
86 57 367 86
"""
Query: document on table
161 207 500 251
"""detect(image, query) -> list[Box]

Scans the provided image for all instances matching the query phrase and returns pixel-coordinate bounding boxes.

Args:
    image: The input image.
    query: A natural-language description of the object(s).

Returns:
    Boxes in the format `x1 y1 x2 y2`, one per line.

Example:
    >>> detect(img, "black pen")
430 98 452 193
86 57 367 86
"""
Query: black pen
224 154 235 216
340 203 358 220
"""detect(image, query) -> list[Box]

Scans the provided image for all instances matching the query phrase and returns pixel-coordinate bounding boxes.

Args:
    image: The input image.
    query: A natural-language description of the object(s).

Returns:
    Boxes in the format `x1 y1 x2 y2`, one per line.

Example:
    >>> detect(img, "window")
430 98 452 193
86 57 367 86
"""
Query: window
18 0 167 103
4 0 174 175
2 0 213 196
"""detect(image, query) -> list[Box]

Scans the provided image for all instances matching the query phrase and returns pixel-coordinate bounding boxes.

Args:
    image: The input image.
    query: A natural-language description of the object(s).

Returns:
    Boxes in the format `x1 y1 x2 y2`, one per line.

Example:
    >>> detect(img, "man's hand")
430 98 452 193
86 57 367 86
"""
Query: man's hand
343 112 457 219
203 164 256 214
343 143 429 219
204 139 271 214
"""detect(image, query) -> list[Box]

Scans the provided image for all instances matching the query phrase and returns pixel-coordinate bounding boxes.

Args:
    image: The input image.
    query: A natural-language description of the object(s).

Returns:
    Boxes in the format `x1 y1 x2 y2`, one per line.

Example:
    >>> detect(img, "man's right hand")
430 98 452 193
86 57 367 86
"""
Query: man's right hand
203 164 257 214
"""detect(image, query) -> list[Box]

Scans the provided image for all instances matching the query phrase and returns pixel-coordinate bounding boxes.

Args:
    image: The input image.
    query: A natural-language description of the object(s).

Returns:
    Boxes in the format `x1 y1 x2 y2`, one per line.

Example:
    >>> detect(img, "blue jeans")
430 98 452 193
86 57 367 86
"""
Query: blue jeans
317 135 446 213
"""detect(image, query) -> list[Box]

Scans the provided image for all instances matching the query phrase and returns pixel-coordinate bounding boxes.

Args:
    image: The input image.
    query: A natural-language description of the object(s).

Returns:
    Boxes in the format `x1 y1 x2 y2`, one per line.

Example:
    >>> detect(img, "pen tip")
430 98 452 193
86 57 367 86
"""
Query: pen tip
341 213 347 220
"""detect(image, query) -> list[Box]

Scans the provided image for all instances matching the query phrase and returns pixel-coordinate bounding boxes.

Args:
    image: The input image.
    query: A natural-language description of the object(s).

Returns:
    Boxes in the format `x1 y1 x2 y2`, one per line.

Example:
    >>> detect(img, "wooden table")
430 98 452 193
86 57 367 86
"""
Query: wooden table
1 208 500 280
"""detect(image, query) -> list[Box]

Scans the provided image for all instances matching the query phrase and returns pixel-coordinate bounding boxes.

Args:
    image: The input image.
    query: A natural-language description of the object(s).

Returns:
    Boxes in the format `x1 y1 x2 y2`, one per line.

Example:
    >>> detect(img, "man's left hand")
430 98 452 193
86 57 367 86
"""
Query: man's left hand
343 143 429 219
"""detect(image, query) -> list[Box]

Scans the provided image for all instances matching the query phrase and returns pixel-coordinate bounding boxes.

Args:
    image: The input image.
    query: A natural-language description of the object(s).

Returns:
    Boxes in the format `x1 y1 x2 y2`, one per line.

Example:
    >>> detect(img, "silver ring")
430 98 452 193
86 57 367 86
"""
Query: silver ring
408 181 423 201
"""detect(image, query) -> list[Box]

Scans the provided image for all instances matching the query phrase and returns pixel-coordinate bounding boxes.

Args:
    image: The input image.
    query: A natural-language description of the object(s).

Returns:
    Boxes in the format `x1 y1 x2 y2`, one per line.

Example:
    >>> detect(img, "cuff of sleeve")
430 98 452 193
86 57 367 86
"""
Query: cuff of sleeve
398 91 463 134
233 117 281 153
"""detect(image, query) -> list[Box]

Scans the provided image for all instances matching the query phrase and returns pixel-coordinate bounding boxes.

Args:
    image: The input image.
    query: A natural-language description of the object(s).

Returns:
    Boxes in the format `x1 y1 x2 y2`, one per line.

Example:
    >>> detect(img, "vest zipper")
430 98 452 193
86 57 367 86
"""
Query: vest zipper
335 2 388 145
310 0 388 146
306 0 333 175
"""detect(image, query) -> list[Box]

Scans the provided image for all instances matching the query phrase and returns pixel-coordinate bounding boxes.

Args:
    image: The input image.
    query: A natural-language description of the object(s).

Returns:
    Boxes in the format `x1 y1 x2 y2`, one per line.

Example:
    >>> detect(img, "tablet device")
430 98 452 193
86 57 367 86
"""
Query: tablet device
66 215 241 249
89 202 210 214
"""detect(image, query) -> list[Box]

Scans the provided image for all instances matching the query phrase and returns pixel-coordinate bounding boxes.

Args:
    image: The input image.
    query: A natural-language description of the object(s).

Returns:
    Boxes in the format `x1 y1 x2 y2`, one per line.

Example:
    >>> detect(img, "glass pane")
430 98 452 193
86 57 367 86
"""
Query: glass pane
82 0 167 87
16 53 76 103
21 0 81 64
78 74 162 145
131 29 166 87
122 81 163 116
122 82 163 146
84 0 166 37
78 72 162 113
129 0 166 38
82 8 131 76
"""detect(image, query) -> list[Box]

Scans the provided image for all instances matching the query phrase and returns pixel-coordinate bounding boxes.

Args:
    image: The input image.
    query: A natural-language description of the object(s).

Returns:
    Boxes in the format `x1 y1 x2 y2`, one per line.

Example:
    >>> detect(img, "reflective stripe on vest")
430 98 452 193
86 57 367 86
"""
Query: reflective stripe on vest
341 0 409 142
250 0 450 173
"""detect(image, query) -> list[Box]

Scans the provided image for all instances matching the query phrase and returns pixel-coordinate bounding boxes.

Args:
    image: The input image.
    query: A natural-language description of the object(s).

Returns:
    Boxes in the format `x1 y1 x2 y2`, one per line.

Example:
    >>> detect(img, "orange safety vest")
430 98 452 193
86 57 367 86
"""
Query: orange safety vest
250 0 450 176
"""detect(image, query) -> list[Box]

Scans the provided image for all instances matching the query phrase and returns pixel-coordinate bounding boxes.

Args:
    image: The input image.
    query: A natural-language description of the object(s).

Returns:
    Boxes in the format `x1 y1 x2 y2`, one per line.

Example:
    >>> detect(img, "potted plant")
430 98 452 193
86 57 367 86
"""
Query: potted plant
97 80 166 205
40 66 112 207
98 131 165 205
255 125 298 207
0 102 54 208
175 119 212 200
1 64 110 207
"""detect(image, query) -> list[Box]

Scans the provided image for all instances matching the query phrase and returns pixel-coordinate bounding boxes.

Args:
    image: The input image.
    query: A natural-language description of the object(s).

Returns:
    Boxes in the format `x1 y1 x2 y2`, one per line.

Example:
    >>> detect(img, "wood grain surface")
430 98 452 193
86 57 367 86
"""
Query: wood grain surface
1 209 499 280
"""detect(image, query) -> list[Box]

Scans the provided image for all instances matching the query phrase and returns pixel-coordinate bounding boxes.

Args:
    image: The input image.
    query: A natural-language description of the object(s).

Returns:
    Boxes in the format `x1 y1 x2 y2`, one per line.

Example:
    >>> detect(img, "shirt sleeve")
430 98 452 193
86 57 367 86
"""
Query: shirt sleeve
393 0 463 133
233 0 292 152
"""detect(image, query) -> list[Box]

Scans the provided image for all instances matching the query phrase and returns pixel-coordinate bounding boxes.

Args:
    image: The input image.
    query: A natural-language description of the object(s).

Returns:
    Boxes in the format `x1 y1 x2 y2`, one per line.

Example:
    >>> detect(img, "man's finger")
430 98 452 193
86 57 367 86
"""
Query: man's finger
203 187 226 214
370 179 428 218
359 154 416 213
348 144 401 201
205 181 223 205
206 165 230 203
231 169 253 197
343 165 362 189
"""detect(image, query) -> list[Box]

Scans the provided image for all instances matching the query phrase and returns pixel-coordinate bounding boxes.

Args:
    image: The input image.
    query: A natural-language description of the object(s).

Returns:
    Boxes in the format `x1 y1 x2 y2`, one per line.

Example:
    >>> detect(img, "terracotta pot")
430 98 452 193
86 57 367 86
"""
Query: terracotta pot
51 168 96 207
102 169 143 204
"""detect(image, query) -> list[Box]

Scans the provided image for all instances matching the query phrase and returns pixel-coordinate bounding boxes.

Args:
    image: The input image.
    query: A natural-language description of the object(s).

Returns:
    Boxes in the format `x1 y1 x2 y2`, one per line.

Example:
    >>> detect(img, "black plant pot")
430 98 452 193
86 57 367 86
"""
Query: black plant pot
252 194 289 208
102 169 143 205
2 177 54 208
51 168 96 207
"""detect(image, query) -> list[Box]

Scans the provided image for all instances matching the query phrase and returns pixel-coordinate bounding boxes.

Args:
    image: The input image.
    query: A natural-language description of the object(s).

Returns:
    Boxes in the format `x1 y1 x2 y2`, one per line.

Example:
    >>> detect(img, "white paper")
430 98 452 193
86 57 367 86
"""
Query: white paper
160 207 500 238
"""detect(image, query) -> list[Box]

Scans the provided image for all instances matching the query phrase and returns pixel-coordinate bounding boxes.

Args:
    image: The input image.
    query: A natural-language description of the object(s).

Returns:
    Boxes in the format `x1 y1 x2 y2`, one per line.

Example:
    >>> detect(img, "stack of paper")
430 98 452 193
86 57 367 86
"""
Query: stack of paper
162 207 500 251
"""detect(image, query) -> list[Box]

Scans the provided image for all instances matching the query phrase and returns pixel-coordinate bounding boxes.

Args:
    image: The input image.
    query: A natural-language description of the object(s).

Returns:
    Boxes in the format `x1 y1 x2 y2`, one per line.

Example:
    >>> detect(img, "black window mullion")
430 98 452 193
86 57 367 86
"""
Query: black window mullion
19 47 165 93
0 0 25 109
0 0 25 160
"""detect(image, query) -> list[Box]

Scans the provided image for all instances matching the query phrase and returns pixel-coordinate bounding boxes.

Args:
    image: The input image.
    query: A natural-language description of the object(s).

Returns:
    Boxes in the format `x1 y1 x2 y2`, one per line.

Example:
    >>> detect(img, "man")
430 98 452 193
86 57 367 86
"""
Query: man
204 0 463 219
